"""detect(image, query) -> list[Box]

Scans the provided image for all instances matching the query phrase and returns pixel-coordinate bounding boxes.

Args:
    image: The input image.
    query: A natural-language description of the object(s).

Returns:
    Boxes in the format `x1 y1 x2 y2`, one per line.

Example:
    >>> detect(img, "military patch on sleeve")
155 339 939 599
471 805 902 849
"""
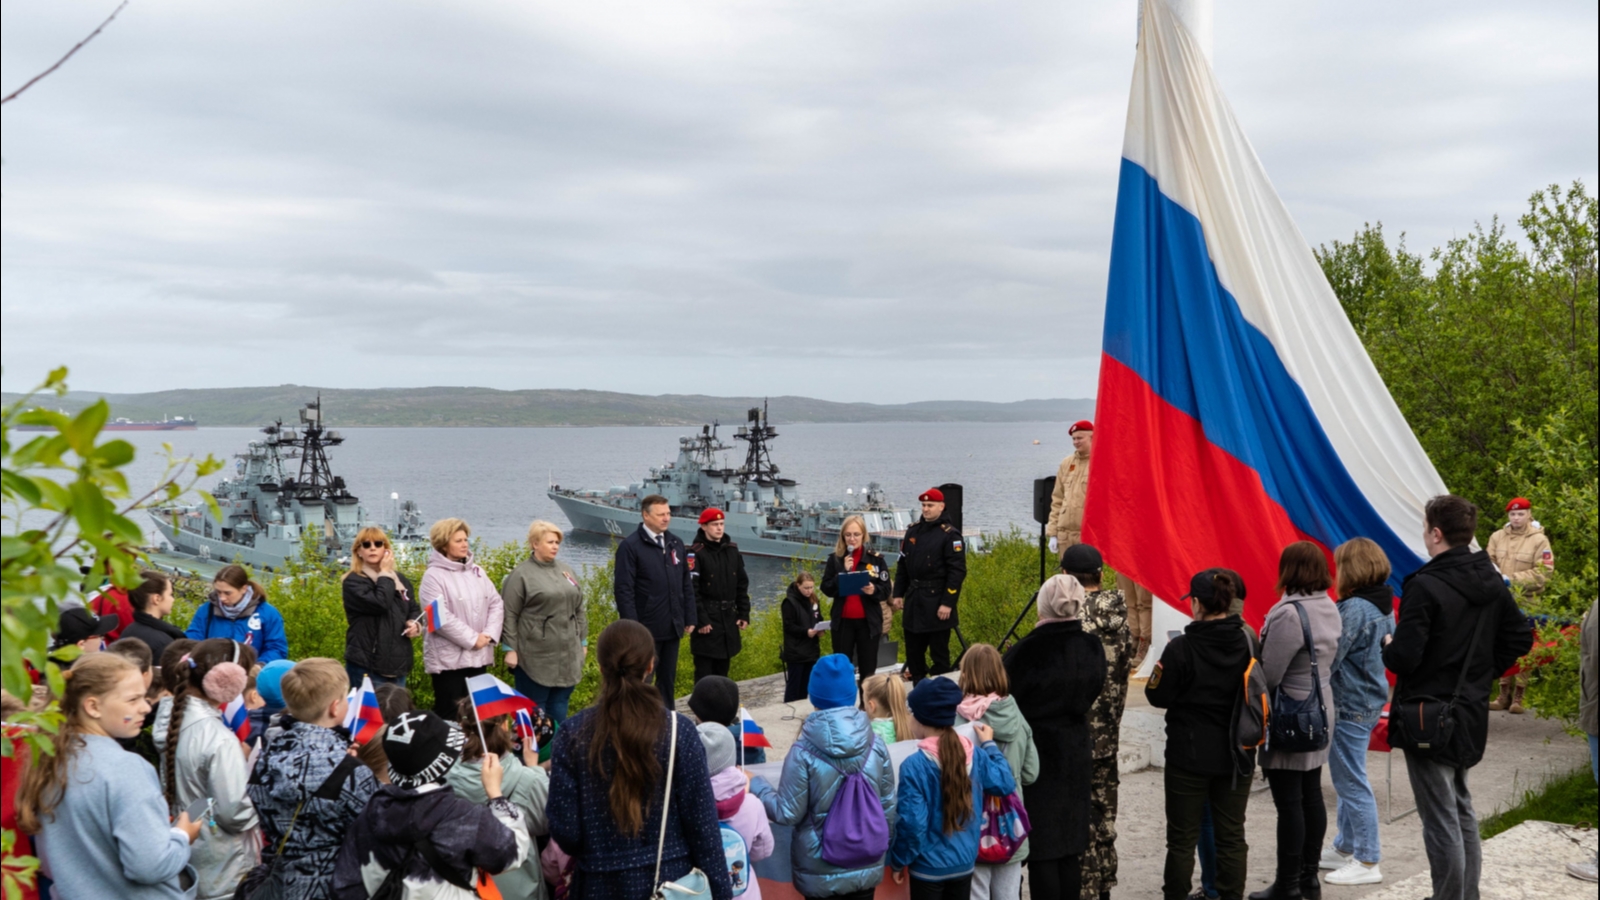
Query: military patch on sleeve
952 540 963 551
1148 662 1163 689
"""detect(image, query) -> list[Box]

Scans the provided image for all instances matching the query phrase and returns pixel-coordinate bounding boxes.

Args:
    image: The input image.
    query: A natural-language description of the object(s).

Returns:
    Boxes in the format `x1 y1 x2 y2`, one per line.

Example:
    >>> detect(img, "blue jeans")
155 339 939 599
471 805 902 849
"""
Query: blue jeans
1328 713 1382 863
512 667 576 724
1197 801 1219 897
345 663 407 689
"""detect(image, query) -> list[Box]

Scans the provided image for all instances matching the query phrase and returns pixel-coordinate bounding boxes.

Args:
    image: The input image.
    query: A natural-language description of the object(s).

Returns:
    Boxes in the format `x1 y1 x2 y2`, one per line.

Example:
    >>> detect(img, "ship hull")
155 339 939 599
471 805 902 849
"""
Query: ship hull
152 518 301 571
550 492 901 563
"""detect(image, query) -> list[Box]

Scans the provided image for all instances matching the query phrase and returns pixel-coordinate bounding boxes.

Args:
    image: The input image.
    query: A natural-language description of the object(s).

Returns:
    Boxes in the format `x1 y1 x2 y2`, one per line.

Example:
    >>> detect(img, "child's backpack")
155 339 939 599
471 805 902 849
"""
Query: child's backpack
1232 630 1270 768
719 822 750 897
976 790 1032 864
818 759 890 869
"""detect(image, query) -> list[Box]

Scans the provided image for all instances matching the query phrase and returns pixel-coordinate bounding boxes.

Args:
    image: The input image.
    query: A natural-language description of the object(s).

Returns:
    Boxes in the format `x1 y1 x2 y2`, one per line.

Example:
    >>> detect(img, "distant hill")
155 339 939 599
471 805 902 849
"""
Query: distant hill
2 386 1095 427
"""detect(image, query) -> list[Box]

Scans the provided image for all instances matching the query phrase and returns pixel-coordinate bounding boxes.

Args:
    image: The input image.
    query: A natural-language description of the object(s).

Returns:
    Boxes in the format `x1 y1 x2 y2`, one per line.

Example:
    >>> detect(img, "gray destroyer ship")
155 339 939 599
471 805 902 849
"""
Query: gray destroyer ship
152 398 427 571
549 404 971 562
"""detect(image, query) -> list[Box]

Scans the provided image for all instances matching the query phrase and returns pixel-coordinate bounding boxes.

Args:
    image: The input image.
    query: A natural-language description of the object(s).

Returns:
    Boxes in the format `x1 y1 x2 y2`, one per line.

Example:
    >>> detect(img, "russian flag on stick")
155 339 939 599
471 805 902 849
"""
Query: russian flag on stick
513 708 538 749
1082 0 1446 629
344 676 386 745
222 695 251 743
466 673 536 721
739 707 770 749
423 599 445 633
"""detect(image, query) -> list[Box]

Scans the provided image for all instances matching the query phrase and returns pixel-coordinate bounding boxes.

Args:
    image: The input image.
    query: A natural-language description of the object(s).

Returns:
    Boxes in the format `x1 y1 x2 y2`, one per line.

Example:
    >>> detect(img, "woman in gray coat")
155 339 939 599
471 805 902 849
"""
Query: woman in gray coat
502 520 587 724
1252 542 1342 900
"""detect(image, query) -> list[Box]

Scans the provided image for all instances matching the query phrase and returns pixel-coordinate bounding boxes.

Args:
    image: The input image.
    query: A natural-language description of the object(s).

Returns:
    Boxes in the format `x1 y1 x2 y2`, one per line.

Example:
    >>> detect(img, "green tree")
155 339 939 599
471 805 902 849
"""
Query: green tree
2 368 221 900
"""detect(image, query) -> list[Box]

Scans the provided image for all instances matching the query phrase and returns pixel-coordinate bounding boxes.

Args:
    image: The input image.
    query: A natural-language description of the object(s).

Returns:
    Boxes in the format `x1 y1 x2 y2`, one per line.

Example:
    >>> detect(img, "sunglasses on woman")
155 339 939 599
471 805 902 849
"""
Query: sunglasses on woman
360 540 388 549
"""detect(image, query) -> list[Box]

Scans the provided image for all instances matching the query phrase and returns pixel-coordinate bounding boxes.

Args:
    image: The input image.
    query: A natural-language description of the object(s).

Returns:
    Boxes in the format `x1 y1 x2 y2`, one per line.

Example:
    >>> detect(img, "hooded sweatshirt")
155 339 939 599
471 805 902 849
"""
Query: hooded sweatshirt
958 694 1040 863
888 733 1015 882
184 590 289 663
709 767 775 900
1331 584 1395 718
419 548 505 673
1146 616 1255 776
331 782 529 900
1382 545 1534 767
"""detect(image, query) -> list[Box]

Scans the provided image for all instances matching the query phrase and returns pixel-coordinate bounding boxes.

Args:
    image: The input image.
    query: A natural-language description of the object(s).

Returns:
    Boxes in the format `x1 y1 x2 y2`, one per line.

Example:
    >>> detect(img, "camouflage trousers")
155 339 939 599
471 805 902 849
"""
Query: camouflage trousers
1081 755 1120 899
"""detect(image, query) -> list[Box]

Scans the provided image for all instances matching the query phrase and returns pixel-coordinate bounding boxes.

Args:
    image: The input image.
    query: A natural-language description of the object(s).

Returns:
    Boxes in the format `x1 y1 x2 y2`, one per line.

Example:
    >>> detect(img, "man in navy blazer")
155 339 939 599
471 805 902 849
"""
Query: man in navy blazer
614 494 696 706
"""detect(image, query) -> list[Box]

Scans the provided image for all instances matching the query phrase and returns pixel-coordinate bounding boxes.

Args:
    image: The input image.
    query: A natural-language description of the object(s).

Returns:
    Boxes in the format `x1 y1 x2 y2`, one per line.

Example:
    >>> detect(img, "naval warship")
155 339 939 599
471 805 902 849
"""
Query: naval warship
152 398 427 571
549 404 975 562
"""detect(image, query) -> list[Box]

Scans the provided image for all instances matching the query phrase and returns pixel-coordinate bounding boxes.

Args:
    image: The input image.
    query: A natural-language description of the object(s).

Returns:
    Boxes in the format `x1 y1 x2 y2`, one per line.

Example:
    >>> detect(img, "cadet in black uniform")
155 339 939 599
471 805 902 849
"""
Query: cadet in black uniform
892 487 968 683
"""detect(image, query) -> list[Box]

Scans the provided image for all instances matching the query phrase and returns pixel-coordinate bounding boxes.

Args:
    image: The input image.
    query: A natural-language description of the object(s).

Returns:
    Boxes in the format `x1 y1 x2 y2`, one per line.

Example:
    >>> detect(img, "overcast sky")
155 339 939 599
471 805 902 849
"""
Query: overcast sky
2 1 1595 403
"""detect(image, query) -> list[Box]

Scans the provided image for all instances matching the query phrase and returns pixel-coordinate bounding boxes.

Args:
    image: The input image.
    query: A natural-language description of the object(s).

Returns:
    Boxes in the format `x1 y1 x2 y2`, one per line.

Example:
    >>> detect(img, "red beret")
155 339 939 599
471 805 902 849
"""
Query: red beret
1505 497 1531 512
1069 420 1094 435
698 508 725 525
919 488 945 503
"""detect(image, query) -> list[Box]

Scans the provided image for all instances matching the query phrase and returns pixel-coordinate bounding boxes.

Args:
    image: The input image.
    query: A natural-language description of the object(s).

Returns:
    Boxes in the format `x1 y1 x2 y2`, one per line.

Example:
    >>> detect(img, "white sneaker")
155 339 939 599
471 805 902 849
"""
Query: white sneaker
1325 860 1383 885
1567 860 1599 883
1318 846 1353 870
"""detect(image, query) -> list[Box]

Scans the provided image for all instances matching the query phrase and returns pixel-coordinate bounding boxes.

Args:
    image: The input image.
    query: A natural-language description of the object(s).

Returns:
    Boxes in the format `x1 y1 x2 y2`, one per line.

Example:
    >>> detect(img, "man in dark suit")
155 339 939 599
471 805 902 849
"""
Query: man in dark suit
614 494 696 706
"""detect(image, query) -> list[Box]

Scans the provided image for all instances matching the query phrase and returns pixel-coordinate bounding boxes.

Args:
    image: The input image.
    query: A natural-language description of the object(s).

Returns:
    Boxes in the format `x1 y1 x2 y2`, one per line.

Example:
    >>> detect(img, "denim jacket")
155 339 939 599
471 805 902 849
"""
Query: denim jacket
1331 587 1394 718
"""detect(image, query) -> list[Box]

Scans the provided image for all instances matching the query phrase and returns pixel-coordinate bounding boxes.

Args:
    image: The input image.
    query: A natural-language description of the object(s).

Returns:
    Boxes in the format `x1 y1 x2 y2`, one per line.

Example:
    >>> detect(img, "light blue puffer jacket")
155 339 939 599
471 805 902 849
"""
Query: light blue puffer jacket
752 706 897 898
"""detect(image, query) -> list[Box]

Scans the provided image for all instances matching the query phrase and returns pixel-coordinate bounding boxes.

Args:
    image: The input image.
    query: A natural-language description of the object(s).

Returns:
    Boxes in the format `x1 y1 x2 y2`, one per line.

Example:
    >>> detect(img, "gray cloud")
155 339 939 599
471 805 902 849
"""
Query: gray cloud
2 0 1595 401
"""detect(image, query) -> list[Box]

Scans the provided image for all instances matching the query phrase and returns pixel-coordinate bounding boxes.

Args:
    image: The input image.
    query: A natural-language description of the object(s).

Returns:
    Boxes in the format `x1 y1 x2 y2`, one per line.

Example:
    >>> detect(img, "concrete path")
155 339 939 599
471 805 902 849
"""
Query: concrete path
727 673 1591 899
1361 820 1598 900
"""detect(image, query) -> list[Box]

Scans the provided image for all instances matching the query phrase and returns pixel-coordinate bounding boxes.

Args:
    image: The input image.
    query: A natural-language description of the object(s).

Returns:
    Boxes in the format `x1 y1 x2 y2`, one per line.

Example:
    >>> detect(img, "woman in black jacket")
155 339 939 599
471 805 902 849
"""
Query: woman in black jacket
1146 569 1257 900
689 508 751 682
780 573 824 702
1003 569 1106 900
342 527 422 687
120 570 188 663
821 515 892 693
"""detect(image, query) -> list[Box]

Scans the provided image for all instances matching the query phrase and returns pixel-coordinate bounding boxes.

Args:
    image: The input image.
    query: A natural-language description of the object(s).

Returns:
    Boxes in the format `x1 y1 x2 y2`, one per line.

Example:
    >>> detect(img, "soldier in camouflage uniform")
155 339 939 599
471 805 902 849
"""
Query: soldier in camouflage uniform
1063 544 1134 900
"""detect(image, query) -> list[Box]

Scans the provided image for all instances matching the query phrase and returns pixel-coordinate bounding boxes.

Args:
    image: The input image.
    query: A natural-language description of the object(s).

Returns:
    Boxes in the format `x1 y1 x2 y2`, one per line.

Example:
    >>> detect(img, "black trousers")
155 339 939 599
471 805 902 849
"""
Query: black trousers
783 659 816 703
430 666 487 719
804 890 875 900
653 638 681 707
1163 764 1251 900
903 628 952 682
908 874 972 900
693 655 731 682
831 617 878 691
1027 854 1082 900
1265 766 1326 886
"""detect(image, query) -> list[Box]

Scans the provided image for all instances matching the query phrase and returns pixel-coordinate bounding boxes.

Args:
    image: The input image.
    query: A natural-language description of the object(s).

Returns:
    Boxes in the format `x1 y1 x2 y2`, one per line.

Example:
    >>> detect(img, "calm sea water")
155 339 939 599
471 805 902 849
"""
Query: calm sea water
114 422 1074 597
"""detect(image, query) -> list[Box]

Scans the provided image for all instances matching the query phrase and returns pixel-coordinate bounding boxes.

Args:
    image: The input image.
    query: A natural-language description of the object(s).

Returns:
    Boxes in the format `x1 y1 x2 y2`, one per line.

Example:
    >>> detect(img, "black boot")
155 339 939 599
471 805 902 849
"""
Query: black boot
1299 859 1322 899
1247 883 1303 900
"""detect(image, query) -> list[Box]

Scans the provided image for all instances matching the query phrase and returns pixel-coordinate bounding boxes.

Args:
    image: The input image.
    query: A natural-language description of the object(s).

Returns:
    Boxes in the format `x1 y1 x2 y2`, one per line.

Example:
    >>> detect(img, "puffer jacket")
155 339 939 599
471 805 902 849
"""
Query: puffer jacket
185 592 289 663
752 706 897 898
154 695 260 900
1331 585 1394 719
420 549 505 674
711 768 774 900
959 695 1039 862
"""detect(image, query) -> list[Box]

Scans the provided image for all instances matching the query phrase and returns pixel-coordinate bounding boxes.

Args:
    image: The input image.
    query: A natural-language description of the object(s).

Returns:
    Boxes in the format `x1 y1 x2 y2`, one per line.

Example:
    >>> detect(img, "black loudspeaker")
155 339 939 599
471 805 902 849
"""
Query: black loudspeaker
937 483 964 532
1033 476 1057 525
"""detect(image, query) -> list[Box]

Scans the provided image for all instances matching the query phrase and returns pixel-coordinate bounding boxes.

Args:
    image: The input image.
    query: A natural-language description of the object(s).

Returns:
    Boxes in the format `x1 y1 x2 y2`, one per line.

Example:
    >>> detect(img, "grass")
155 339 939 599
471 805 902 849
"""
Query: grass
1479 765 1599 840
170 527 1060 715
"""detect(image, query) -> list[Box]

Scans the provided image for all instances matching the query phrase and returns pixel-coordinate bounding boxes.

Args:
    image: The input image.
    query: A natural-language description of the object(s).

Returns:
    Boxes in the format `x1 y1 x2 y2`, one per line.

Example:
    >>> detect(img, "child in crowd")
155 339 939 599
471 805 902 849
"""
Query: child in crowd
353 683 415 784
889 677 1016 899
49 607 117 666
861 672 914 745
753 653 897 900
105 638 160 765
333 710 530 900
246 659 377 900
958 643 1040 900
780 572 824 703
248 659 294 749
446 697 551 900
699 723 775 900
2 690 41 900
154 637 261 900
20 653 201 900
691 674 766 765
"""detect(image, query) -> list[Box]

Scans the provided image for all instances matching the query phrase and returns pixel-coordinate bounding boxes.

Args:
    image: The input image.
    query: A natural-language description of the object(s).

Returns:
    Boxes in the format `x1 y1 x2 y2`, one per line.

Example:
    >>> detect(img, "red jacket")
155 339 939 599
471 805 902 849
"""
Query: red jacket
89 588 135 641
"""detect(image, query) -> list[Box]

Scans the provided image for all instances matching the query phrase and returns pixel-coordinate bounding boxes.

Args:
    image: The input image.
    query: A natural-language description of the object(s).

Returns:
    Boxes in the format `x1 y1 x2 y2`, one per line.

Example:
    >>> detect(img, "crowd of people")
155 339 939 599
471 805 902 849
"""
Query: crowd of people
1 428 1595 900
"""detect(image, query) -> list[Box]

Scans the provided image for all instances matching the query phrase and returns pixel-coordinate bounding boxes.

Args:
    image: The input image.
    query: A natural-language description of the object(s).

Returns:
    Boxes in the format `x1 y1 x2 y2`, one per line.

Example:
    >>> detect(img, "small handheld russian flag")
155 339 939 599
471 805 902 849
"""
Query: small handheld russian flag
424 598 445 633
738 707 770 749
513 708 538 749
222 695 251 743
344 676 386 745
466 673 536 721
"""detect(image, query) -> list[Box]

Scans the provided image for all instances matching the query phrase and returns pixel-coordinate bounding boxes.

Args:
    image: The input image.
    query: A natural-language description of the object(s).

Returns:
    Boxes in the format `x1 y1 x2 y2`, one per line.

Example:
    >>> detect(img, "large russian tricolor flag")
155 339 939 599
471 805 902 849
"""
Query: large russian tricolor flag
1083 0 1448 627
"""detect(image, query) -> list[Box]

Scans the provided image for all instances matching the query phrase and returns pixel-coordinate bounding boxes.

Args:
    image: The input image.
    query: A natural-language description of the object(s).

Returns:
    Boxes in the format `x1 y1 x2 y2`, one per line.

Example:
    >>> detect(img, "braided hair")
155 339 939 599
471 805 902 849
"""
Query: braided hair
161 638 257 811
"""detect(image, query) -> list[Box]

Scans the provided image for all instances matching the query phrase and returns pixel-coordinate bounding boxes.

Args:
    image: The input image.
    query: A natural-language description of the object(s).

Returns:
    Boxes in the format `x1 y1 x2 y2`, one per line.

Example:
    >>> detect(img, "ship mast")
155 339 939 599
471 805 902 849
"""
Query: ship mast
734 400 788 487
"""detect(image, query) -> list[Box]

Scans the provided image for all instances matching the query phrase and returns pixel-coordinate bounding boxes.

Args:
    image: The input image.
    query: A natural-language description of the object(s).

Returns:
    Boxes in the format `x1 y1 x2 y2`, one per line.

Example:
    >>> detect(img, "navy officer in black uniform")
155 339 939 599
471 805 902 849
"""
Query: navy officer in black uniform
892 487 968 683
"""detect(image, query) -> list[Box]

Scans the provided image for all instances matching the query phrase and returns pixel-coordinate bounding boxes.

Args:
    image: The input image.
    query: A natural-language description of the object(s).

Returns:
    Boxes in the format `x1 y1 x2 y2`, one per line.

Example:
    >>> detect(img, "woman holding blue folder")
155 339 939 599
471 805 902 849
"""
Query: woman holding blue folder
822 515 893 696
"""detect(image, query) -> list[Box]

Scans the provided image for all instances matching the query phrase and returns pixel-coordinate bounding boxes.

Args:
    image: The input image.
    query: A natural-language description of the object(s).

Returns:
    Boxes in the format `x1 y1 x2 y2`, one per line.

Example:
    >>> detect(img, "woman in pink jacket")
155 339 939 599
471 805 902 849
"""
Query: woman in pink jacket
420 518 505 717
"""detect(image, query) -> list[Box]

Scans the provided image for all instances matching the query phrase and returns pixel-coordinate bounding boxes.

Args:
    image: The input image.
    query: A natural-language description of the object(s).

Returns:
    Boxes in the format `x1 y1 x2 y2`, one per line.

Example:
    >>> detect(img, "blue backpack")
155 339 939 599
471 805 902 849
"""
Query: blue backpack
719 823 749 896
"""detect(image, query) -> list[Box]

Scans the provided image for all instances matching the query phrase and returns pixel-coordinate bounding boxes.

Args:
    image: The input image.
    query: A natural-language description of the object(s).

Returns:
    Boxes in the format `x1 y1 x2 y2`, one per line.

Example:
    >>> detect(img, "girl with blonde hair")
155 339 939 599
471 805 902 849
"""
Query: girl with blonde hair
861 671 915 744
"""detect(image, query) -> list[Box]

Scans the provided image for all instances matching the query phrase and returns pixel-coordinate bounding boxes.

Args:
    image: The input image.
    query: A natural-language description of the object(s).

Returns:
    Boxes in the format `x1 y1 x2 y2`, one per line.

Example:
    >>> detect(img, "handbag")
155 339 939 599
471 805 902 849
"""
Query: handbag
1393 605 1491 759
1267 601 1330 754
652 712 713 900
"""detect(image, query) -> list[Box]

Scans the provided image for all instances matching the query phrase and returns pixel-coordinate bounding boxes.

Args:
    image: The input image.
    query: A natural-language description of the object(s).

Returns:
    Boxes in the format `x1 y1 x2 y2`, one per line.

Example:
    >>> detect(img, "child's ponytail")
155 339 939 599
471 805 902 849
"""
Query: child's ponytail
935 726 973 835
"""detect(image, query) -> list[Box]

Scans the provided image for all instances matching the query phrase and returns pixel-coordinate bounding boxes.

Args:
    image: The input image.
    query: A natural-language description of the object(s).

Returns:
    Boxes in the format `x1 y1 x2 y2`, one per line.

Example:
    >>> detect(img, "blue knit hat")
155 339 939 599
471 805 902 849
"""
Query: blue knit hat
907 676 963 728
254 659 294 710
808 654 857 710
